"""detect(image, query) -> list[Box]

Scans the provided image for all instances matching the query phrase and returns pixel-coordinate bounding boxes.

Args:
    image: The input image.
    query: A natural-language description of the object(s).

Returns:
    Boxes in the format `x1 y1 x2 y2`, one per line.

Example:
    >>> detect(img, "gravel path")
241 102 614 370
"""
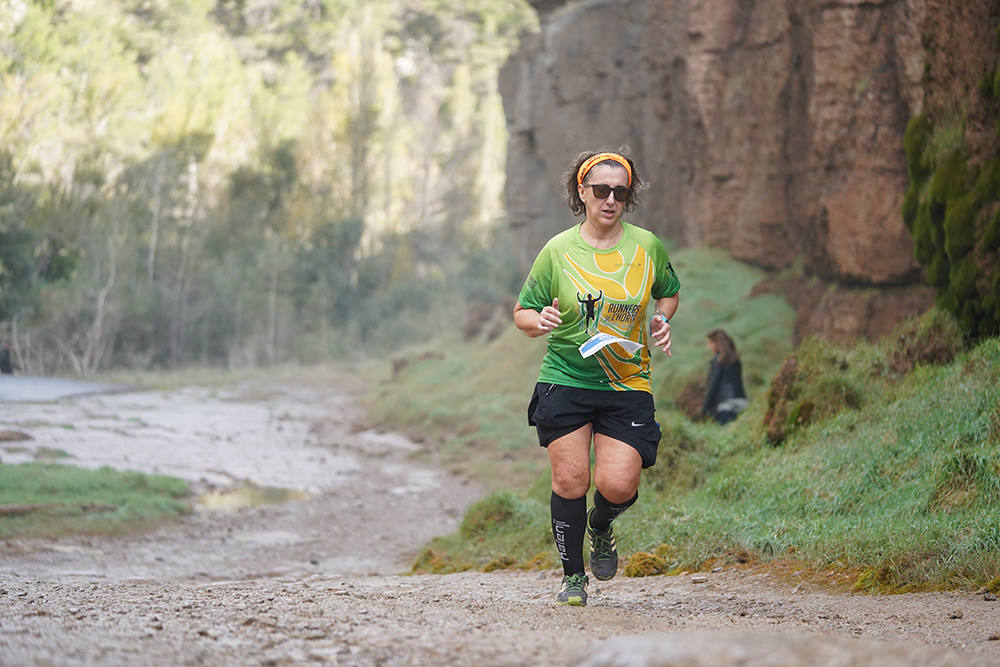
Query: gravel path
2 378 999 665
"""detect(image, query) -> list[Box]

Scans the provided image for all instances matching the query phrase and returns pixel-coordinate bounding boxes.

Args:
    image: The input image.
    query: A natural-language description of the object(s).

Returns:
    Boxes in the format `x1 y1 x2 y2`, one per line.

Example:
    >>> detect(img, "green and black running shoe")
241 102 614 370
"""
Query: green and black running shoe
555 573 589 606
587 507 618 581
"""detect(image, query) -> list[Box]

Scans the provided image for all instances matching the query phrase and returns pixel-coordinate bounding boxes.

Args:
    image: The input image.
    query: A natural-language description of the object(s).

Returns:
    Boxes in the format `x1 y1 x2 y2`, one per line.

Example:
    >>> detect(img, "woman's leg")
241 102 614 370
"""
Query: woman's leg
548 425 593 577
587 435 643 580
593 434 642 504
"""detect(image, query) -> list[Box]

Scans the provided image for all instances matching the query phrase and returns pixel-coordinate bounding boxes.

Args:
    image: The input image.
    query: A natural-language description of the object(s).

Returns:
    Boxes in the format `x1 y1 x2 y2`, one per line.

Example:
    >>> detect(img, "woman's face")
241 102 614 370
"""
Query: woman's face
706 338 718 355
577 163 628 228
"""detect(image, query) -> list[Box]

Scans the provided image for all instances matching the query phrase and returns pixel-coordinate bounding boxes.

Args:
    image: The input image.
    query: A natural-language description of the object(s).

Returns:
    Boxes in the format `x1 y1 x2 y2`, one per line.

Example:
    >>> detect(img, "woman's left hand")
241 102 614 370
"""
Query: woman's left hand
650 317 672 357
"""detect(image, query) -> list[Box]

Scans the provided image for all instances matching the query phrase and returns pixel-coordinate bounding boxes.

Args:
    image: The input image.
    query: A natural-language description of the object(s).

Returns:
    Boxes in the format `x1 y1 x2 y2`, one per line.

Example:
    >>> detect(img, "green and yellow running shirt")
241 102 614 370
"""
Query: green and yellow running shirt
518 222 681 393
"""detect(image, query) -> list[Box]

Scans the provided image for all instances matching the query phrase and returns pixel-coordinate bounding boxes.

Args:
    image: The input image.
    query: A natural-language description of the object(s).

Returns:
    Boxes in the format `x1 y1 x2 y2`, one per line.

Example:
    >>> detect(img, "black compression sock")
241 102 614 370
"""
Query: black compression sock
550 491 587 576
589 489 638 533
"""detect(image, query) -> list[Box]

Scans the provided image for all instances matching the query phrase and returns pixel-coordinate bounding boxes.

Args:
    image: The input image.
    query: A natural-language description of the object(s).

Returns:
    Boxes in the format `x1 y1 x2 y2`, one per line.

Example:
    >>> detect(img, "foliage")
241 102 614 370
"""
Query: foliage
0 462 190 538
0 0 538 373
901 31 1000 339
885 306 964 375
636 327 1000 592
0 153 78 322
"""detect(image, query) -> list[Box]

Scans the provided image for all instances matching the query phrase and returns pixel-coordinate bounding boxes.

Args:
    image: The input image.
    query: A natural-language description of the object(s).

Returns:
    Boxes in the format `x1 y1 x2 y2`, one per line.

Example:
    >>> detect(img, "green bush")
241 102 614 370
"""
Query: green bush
761 335 886 445
884 307 963 375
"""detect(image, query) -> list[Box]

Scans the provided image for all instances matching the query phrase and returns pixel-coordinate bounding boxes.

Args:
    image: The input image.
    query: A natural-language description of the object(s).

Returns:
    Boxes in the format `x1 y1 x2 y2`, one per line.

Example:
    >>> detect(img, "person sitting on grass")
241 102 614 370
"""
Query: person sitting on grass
701 329 748 425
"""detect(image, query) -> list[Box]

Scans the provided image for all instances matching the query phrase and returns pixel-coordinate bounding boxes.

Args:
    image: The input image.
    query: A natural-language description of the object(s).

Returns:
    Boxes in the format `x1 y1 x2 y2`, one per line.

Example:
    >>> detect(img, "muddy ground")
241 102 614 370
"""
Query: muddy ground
1 377 1000 666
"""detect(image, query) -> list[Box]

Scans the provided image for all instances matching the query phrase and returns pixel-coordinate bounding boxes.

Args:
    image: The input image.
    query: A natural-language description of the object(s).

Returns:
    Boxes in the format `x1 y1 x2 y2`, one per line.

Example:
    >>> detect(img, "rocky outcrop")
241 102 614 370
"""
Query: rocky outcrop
501 0 997 342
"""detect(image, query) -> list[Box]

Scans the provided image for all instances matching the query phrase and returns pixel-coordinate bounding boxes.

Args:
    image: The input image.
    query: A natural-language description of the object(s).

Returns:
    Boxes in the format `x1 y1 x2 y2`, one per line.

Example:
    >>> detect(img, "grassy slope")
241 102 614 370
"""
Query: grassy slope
367 245 1000 591
634 335 1000 591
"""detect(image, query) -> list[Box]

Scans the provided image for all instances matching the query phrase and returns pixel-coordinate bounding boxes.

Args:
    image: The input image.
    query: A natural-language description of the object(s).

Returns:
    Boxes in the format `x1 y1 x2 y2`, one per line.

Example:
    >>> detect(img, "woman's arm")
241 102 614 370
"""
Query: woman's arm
649 294 679 356
653 294 679 322
513 298 562 338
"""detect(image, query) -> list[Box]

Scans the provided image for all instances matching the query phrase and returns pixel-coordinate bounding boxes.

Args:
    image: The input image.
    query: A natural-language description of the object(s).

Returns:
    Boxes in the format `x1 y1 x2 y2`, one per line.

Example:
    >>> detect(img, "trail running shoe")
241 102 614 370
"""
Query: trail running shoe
588 507 618 581
555 573 589 606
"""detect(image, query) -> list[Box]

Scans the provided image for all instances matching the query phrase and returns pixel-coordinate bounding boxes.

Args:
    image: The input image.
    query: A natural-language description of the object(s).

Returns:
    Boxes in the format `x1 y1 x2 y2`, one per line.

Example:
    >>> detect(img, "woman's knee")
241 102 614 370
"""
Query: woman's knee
593 435 643 502
550 465 590 498
593 467 639 503
547 427 593 498
594 480 638 504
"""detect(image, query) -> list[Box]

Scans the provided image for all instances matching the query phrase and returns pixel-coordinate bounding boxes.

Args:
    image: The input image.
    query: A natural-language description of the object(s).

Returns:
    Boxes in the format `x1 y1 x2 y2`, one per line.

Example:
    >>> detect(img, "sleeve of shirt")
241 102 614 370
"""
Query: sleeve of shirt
517 242 555 311
649 235 681 299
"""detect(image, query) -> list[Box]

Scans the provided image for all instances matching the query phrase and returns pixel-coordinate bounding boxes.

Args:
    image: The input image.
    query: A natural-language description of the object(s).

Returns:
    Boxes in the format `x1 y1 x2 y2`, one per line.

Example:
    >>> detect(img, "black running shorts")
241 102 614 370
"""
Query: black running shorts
527 382 661 468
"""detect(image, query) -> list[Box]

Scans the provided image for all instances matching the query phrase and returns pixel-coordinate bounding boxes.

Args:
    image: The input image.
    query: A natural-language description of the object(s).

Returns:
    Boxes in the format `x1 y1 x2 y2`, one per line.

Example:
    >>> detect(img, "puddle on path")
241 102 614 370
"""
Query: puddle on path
197 483 310 511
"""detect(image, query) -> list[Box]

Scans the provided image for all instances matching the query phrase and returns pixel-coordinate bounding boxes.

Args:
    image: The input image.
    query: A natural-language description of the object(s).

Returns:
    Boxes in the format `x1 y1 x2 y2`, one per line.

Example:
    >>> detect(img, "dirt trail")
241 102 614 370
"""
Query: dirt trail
1 378 999 666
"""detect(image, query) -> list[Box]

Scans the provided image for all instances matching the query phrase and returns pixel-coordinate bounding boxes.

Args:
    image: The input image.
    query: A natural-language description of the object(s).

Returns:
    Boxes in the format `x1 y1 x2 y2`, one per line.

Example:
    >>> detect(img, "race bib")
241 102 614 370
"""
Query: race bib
578 333 644 359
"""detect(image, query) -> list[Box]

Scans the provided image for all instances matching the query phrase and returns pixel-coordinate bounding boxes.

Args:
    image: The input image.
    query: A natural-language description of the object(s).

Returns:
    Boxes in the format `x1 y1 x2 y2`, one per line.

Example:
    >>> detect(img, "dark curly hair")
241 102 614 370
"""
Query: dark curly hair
562 147 645 217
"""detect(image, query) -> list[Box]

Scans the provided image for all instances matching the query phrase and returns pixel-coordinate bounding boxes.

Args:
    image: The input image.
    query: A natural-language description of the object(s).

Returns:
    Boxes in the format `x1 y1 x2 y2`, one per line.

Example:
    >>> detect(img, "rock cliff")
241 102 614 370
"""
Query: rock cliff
501 0 998 342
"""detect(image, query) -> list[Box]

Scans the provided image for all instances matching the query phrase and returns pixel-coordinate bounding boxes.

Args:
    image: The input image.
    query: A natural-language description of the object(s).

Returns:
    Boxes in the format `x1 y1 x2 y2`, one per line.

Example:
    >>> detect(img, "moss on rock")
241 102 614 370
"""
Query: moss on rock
902 87 1000 338
623 551 670 577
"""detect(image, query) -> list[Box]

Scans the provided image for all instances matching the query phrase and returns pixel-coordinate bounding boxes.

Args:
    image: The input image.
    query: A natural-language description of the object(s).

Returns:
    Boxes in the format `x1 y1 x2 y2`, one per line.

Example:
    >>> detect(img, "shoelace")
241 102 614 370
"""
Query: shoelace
564 573 587 591
591 530 615 559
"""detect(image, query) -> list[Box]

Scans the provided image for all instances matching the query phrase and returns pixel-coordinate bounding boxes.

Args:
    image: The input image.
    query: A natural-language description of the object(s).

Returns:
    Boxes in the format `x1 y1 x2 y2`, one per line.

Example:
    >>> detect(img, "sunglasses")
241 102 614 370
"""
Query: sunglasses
584 183 629 202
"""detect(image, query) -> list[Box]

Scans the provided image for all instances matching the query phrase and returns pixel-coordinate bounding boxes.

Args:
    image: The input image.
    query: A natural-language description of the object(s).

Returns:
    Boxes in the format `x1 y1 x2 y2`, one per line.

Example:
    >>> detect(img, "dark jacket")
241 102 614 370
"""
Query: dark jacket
702 357 747 424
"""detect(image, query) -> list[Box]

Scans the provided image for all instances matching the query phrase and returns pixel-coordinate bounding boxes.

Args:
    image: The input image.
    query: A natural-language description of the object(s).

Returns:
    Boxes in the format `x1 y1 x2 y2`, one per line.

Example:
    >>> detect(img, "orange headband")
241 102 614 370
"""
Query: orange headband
576 152 633 188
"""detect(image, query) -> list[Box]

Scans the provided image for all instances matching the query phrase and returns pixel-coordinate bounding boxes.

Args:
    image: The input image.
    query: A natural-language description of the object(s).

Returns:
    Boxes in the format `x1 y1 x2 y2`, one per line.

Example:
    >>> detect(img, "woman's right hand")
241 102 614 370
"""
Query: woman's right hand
537 297 562 333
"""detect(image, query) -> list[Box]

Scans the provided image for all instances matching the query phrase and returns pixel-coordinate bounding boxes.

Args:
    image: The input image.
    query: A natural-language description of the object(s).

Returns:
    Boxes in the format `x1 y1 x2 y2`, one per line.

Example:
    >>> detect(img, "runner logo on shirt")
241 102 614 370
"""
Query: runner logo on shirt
577 291 603 334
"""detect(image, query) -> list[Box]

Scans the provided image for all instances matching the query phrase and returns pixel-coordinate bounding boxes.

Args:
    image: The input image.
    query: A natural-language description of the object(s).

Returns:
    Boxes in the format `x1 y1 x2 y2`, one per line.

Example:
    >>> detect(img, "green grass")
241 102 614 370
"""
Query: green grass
419 329 1000 590
367 245 1000 591
0 463 191 538
629 335 1000 590
413 489 556 573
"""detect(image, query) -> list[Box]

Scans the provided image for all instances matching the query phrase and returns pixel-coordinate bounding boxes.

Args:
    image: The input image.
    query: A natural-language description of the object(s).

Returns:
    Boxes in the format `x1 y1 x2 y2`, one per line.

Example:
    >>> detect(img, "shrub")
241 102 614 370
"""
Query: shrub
762 339 871 445
884 307 963 375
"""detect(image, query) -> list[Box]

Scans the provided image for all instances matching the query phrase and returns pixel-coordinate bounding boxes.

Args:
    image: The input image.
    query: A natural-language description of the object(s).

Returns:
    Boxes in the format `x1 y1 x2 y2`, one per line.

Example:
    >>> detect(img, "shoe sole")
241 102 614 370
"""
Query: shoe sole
556 597 586 606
